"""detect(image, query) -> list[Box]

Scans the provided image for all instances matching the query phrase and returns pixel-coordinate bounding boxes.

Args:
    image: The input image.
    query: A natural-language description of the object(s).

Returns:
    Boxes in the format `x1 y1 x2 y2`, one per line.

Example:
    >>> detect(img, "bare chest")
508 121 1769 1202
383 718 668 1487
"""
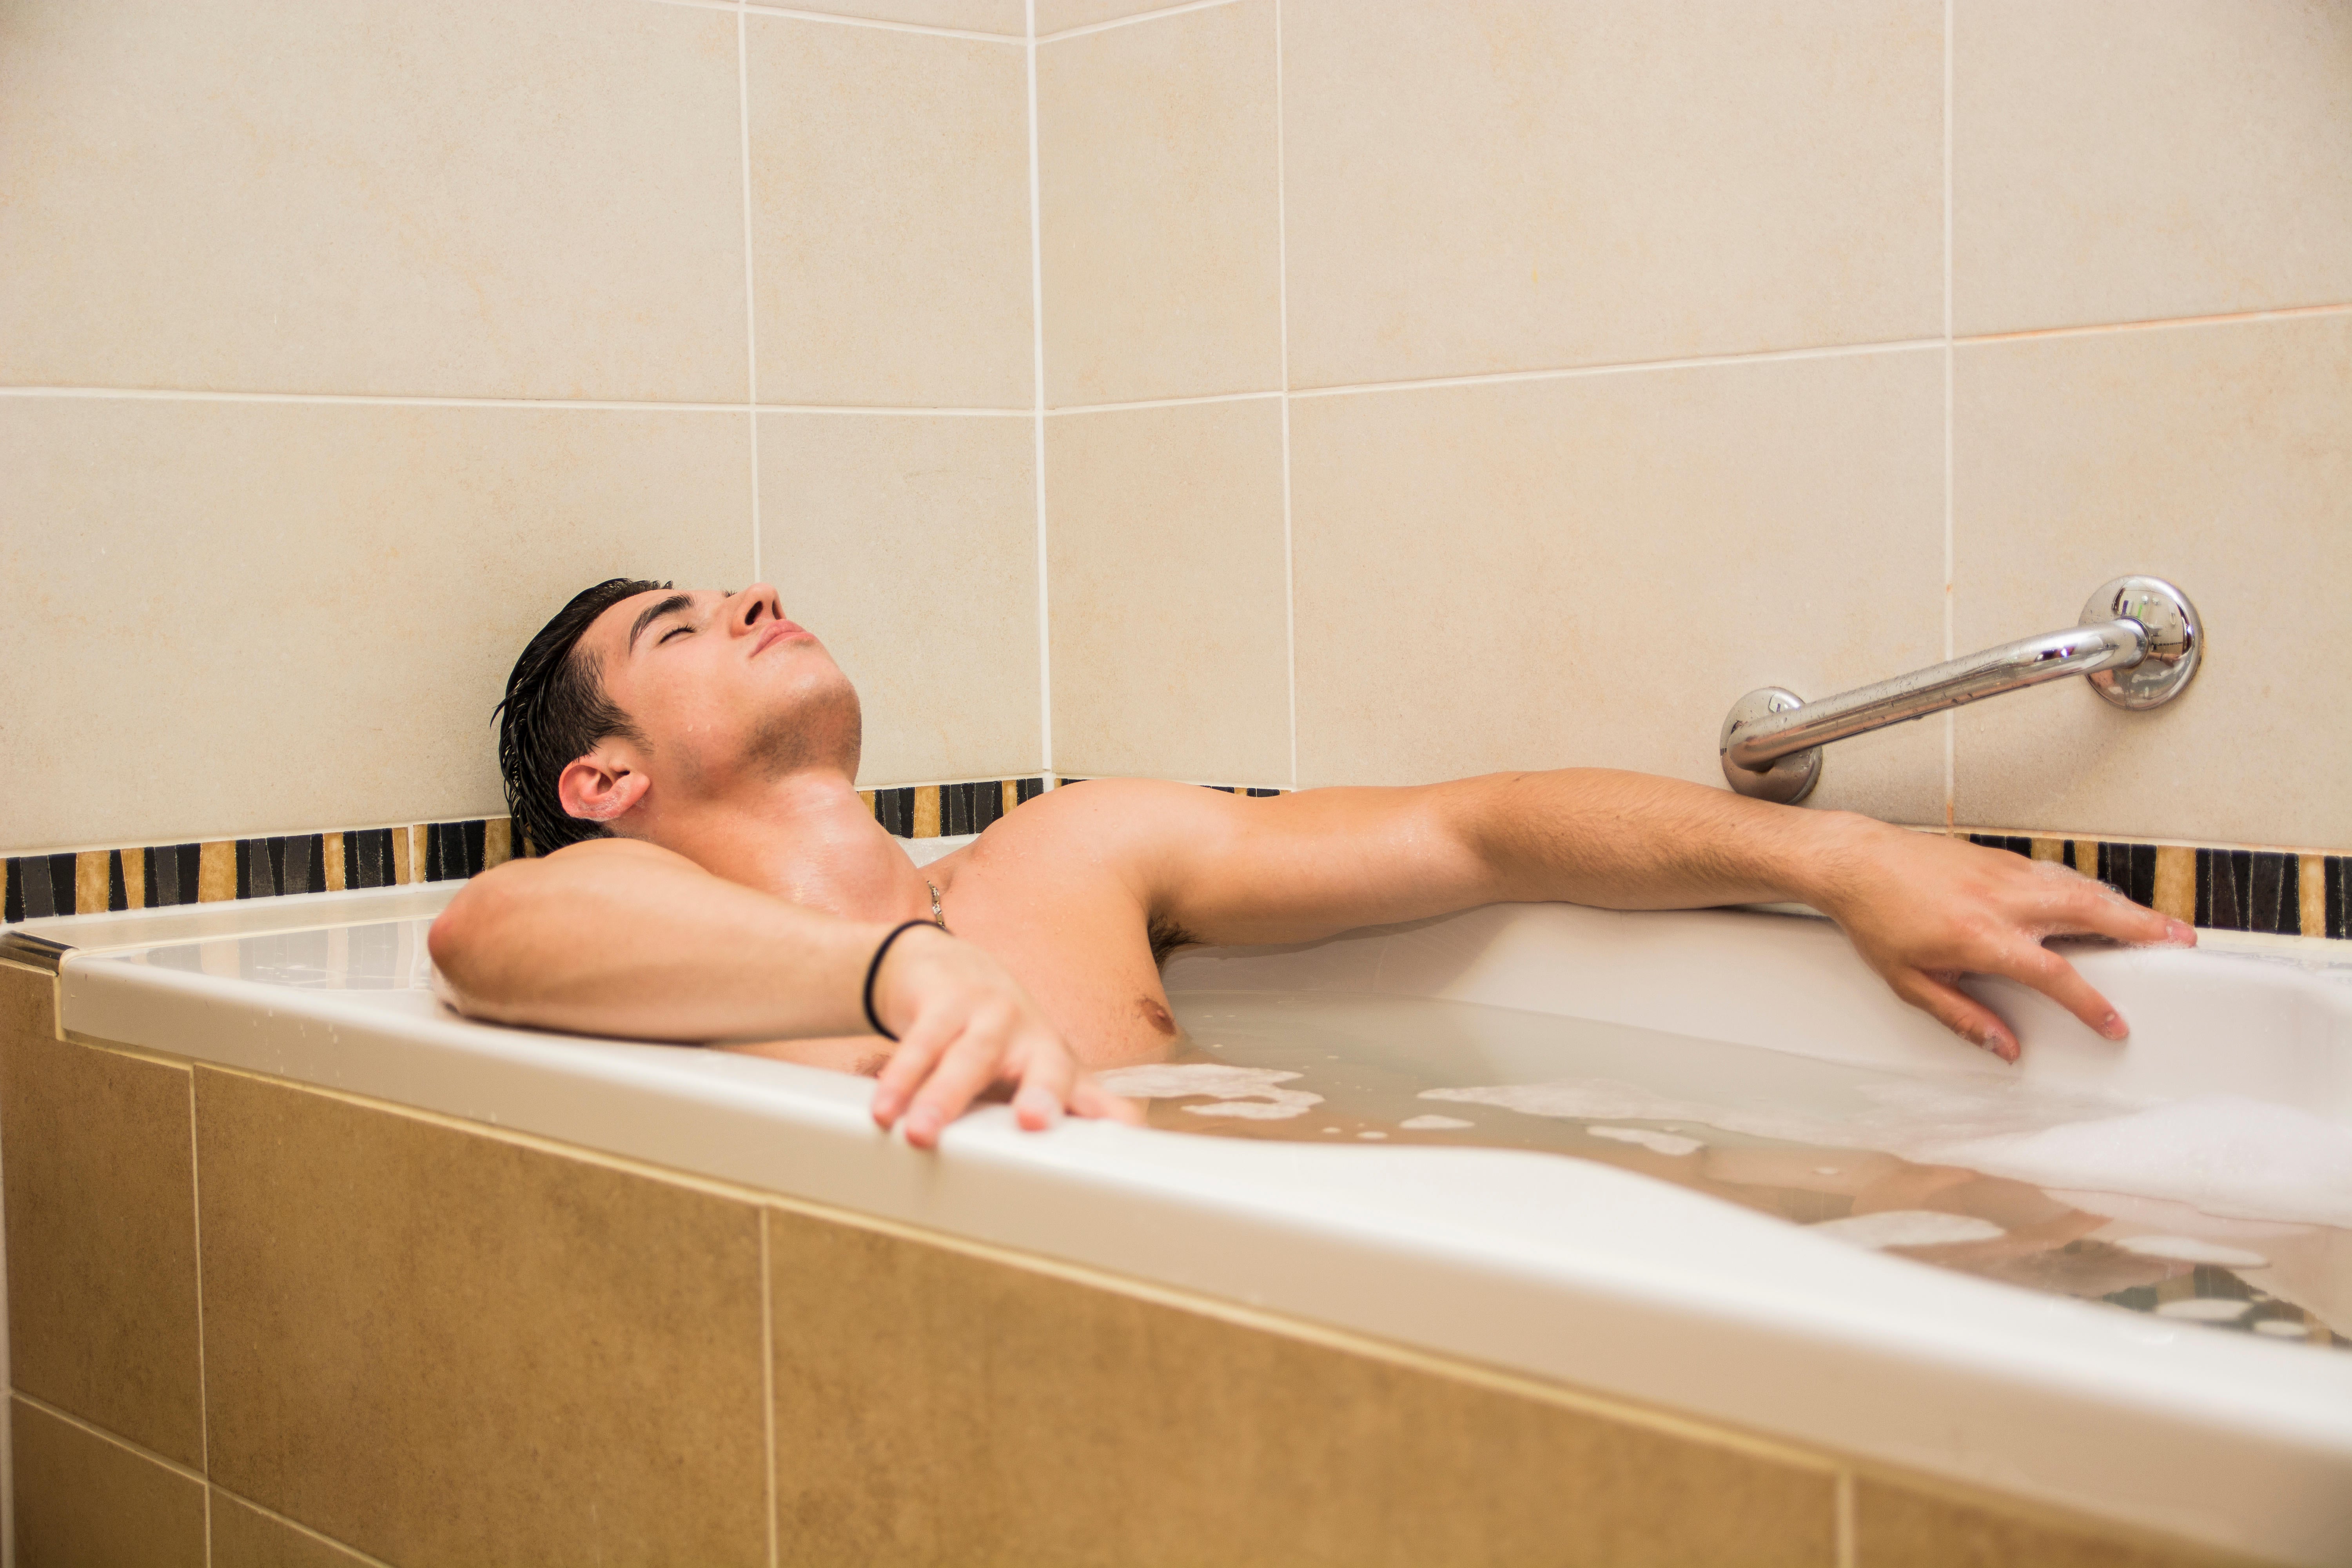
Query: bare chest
930 864 1183 1067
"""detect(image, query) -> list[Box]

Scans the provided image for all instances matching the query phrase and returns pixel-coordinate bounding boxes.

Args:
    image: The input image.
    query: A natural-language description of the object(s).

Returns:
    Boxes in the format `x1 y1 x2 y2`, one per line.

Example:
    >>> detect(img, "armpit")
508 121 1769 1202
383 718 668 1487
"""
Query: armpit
1147 915 1199 968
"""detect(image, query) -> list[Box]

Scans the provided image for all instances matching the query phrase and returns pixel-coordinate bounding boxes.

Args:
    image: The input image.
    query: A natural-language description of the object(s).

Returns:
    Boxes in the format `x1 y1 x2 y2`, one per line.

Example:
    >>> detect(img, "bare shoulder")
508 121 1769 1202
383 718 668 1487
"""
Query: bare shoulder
976 779 1247 858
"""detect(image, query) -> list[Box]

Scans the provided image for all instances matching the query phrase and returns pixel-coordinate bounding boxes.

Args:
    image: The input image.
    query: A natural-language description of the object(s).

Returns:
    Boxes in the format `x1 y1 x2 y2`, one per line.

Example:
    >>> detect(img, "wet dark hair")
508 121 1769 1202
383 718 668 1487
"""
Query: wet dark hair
496 578 670 855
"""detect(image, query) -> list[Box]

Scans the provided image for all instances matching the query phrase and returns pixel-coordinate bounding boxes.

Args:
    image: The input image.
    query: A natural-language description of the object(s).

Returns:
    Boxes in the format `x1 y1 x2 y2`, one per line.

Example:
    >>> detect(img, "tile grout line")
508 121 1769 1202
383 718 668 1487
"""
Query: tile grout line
1048 388 1283 414
738 5 764 584
1941 0 1957 833
1291 338 1948 400
760 1209 779 1568
210 1488 401 1568
736 0 1020 44
187 1072 213 1568
1274 0 1297 791
0 386 1031 415
1027 0 1054 787
1037 0 1240 45
11 296 2345 420
1962 298 2352 344
9 1390 207 1486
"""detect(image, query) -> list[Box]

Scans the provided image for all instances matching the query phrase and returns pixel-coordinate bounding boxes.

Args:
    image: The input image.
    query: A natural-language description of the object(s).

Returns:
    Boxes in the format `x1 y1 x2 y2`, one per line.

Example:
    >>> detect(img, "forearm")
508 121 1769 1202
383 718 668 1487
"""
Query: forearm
1448 768 1869 911
428 848 890 1042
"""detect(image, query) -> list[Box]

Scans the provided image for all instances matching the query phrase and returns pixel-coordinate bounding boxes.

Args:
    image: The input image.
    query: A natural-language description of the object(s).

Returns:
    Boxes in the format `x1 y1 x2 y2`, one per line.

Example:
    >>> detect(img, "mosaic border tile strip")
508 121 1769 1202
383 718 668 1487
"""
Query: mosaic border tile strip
1963 833 2345 940
3 818 517 922
8 791 2342 942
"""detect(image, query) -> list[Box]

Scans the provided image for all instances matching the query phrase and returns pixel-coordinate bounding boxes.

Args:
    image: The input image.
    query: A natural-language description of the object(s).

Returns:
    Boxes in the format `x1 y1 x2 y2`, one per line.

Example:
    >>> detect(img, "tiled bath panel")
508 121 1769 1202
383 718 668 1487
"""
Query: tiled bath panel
0 962 2271 1567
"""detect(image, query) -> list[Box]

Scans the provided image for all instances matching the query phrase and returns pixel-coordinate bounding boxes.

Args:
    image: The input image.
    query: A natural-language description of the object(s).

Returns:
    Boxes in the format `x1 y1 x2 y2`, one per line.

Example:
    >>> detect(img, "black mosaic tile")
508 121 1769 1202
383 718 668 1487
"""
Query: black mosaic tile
346 828 393 890
2248 851 2298 936
1015 777 1045 805
14 853 75 919
2198 848 2254 931
108 850 128 912
873 787 914 838
236 838 269 899
2092 842 2156 909
423 820 486 882
2 861 19 925
2328 857 2348 941
147 844 196 908
1245 787 1282 799
1969 833 2034 859
971 780 1004 835
288 833 326 895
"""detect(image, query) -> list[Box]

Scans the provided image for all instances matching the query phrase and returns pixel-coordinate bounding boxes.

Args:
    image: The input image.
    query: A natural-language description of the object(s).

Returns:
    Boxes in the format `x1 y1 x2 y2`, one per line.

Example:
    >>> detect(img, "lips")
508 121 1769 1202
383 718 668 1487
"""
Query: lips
753 620 814 657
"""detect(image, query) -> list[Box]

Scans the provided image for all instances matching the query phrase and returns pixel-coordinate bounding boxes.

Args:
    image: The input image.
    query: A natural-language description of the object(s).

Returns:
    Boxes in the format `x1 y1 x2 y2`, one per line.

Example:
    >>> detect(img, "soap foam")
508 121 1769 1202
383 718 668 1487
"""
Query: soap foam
1807 1211 2006 1249
1399 1114 1474 1131
1423 1078 2352 1230
1922 1098 2352 1230
1586 1125 1704 1156
2155 1298 2252 1323
1099 1063 1325 1121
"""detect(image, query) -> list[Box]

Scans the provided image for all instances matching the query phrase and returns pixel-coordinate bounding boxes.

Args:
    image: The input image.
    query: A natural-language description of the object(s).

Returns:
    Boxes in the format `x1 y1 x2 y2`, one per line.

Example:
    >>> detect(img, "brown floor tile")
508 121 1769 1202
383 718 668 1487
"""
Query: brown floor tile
210 1491 377 1568
0 985 204 1467
768 1207 1837 1568
11 1397 205 1568
1853 1478 2250 1568
196 1068 768 1567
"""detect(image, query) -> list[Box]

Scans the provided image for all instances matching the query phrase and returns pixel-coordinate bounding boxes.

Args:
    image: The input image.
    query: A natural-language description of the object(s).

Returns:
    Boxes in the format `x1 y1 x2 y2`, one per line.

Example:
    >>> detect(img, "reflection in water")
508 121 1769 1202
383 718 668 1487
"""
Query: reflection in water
1129 992 2350 1352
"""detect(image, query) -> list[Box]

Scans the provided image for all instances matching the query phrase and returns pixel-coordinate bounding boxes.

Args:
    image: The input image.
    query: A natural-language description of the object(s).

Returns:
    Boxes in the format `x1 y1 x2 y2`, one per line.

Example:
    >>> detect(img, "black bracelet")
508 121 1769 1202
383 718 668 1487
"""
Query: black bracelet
862 919 933 1042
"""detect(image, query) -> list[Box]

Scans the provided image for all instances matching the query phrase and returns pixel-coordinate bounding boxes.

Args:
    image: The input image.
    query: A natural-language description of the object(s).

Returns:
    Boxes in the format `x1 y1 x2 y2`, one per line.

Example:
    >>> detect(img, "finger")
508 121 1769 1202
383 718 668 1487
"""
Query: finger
1010 1038 1076 1131
1891 969 2018 1063
871 1004 963 1129
1071 1077 1145 1125
903 1009 1016 1149
1983 940 2128 1042
2039 877 2185 947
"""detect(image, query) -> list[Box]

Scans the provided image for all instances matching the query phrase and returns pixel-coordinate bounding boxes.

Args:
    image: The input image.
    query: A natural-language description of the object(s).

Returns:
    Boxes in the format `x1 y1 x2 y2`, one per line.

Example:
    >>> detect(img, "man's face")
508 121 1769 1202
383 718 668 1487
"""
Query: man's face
579 584 860 798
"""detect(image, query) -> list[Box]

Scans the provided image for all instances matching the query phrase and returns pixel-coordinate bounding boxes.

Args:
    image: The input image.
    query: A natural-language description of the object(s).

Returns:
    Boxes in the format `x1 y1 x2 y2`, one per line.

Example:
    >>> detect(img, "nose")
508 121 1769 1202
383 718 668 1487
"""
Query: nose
725 584 784 637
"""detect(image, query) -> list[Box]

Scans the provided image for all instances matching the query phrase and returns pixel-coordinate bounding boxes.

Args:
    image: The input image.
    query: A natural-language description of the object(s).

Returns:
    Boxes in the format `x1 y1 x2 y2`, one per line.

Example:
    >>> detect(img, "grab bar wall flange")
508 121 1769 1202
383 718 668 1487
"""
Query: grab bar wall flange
1719 575 2201 805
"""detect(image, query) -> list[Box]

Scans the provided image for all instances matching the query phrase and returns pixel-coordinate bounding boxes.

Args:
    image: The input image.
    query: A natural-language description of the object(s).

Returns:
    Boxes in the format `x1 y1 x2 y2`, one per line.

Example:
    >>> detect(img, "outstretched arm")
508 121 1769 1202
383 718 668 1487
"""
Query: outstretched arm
428 838 1134 1145
1069 769 2191 1061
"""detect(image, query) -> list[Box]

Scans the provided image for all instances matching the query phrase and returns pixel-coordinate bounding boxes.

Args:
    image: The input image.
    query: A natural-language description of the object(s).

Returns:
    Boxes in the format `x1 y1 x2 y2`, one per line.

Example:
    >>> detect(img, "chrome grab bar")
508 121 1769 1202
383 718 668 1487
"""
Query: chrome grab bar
1719 575 2202 804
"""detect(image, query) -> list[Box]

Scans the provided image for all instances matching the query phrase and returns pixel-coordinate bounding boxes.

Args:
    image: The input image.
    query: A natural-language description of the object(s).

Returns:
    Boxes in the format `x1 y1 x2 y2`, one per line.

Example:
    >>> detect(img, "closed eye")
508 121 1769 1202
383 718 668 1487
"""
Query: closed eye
657 624 694 645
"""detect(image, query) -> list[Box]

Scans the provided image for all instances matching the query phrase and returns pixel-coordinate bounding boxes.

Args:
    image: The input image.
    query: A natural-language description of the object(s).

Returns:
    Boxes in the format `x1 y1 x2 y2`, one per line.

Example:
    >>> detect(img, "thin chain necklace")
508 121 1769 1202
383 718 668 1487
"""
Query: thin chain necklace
926 879 948 932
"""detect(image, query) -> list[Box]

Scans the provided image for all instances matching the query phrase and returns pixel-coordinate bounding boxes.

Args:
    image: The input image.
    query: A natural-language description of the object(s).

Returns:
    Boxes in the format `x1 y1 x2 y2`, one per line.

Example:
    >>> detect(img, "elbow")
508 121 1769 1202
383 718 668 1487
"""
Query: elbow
427 863 530 1018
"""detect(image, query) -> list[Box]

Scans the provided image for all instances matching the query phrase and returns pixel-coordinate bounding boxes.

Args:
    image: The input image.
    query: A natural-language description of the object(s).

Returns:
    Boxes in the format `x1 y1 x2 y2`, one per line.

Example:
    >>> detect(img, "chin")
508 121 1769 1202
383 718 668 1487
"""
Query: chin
746 669 862 780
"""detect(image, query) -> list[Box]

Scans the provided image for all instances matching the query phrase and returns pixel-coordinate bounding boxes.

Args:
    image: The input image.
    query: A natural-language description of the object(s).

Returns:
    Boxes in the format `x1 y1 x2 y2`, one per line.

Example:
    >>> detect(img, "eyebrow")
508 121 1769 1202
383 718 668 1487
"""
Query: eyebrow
627 593 696 653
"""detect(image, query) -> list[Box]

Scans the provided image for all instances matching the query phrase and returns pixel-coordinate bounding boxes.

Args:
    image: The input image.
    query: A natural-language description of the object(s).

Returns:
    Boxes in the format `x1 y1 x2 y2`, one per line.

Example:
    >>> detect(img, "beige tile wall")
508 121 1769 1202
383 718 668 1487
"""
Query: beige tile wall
7 0 2348 855
1 0 1047 859
1038 0 1283 406
1045 399 1291 784
1031 0 2352 853
762 413 1043 784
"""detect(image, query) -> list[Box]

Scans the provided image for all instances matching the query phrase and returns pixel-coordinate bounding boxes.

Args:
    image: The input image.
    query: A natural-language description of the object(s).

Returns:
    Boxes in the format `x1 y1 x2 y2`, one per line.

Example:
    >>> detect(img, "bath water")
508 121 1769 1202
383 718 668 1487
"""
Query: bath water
1116 991 2350 1350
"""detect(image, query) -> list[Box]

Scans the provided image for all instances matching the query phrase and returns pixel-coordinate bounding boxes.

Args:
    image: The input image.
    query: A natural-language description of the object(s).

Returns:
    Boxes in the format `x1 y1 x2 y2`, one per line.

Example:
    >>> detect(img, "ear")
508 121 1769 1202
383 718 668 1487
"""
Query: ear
557 751 651 824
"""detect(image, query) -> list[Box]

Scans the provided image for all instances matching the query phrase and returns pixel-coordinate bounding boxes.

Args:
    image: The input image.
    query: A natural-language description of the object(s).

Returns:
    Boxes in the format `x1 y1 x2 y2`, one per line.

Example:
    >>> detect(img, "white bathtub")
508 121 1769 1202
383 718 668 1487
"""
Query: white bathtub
15 853 2352 1566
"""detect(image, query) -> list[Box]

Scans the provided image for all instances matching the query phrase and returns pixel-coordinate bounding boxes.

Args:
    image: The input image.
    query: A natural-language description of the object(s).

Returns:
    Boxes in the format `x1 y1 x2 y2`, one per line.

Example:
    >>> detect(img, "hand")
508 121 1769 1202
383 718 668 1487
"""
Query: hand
864 925 1141 1149
1806 818 2194 1062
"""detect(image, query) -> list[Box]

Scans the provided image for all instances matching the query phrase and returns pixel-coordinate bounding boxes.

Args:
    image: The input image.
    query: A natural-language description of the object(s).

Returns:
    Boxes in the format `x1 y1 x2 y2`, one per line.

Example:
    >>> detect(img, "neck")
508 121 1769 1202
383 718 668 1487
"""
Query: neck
639 768 933 924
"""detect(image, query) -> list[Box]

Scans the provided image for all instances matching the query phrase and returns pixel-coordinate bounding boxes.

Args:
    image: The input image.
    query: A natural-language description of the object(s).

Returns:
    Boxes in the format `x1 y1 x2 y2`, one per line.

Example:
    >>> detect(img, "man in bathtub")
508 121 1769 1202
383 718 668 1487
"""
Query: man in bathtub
430 579 2193 1149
